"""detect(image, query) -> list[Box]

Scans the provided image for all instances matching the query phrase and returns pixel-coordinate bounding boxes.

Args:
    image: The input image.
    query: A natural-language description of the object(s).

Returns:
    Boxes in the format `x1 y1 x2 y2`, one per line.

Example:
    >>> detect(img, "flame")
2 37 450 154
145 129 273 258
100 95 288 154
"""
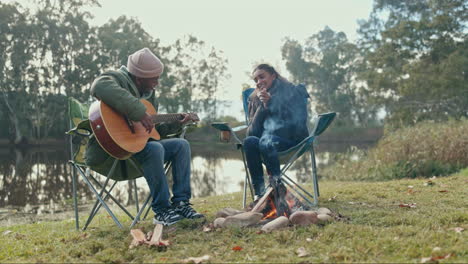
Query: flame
261 189 296 219
262 199 277 219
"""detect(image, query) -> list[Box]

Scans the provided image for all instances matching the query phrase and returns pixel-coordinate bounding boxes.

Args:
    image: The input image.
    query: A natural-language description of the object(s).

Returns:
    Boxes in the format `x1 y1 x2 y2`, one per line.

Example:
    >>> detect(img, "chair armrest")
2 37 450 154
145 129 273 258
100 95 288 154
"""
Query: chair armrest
232 124 248 132
211 122 243 144
179 123 197 139
66 119 92 137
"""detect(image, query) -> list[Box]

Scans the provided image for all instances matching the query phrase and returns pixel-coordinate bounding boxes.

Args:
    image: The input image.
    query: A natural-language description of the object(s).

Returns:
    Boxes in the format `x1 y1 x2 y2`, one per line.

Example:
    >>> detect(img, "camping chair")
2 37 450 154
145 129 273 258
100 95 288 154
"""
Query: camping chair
67 97 185 230
212 86 335 208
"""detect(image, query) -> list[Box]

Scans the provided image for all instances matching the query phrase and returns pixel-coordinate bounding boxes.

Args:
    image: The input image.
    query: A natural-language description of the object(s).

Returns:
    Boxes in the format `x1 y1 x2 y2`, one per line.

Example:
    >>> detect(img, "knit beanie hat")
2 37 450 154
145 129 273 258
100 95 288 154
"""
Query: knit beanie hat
127 48 164 78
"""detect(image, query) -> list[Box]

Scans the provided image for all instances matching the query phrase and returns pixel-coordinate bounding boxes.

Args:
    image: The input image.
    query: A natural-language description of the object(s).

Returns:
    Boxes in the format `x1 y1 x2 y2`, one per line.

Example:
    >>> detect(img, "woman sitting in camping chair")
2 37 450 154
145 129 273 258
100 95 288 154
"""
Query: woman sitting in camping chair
245 63 310 203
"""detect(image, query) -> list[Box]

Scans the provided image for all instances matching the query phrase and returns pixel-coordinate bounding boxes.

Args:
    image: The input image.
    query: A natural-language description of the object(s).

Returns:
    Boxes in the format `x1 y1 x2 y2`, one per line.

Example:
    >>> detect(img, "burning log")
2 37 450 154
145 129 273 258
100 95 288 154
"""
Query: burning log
251 187 273 213
270 177 291 217
251 181 309 220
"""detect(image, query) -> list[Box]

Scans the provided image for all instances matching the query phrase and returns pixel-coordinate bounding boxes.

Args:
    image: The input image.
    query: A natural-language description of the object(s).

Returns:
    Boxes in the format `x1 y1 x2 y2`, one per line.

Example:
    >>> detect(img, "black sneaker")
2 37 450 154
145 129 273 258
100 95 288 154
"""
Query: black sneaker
172 201 205 219
153 207 183 226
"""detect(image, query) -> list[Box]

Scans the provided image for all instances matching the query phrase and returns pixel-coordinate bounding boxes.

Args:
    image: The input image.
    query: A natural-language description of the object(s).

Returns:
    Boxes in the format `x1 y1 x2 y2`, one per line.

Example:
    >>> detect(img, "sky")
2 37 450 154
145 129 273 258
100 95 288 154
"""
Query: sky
15 0 375 119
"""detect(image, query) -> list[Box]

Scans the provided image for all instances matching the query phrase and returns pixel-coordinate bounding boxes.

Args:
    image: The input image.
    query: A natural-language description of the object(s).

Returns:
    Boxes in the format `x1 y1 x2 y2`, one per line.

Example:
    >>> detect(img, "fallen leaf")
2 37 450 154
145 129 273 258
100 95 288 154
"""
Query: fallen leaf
232 246 243 251
450 227 464 233
2 230 12 236
432 247 441 252
399 203 417 208
424 180 435 186
203 224 213 232
296 247 309 257
420 257 432 263
421 253 453 263
328 195 337 201
438 190 448 193
182 255 210 264
306 238 313 242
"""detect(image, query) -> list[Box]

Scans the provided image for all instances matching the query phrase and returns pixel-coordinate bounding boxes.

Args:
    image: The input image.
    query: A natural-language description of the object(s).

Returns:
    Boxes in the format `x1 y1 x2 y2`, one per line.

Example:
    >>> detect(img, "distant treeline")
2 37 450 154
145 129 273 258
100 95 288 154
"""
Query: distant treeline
1 0 466 144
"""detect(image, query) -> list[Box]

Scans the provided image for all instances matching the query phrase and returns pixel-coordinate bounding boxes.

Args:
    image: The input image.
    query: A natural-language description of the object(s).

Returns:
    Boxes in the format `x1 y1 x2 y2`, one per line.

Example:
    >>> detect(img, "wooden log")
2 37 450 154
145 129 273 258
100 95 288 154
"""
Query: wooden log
150 224 163 244
129 229 147 249
251 187 273 213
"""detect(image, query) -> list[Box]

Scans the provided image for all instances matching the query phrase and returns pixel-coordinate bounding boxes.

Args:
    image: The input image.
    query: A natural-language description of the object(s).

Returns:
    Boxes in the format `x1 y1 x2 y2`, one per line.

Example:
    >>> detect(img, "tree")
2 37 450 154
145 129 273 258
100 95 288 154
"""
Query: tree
156 36 229 120
0 0 101 143
282 26 378 126
357 0 468 127
0 1 230 143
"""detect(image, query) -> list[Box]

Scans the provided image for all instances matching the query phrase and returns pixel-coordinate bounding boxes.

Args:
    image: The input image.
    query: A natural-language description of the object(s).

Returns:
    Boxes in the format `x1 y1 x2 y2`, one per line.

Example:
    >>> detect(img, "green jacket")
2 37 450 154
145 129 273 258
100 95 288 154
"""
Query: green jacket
85 66 182 180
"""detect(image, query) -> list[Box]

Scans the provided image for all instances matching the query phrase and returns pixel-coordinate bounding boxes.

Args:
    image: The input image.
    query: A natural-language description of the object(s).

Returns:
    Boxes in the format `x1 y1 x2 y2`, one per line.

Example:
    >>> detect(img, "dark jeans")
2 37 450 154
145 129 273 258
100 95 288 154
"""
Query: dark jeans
133 139 192 212
243 135 298 196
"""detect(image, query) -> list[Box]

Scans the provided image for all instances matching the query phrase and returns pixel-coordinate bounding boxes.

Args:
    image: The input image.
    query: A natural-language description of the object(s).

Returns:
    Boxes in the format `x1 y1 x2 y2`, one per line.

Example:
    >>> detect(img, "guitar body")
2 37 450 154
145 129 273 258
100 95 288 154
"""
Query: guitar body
89 99 160 160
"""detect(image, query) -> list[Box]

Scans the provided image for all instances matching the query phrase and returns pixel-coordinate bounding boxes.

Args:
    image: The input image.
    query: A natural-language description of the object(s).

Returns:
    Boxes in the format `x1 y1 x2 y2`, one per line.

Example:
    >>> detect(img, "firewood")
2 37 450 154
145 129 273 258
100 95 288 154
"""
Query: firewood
129 229 147 249
251 187 273 213
147 224 164 246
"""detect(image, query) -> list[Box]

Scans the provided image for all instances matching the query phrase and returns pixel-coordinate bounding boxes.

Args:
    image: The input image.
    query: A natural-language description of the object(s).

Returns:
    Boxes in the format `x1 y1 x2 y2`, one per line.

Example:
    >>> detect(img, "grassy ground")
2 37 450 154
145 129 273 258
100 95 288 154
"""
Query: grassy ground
1 170 467 263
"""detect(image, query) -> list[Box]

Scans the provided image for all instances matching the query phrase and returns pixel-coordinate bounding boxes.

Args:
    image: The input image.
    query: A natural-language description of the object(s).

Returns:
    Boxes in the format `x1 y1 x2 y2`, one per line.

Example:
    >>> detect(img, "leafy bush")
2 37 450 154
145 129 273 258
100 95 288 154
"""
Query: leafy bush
323 119 468 181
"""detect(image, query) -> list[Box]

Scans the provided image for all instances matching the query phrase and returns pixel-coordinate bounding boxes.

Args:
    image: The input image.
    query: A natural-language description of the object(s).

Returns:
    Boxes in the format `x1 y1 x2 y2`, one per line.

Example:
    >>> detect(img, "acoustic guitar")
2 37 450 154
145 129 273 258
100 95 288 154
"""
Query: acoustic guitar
89 99 199 160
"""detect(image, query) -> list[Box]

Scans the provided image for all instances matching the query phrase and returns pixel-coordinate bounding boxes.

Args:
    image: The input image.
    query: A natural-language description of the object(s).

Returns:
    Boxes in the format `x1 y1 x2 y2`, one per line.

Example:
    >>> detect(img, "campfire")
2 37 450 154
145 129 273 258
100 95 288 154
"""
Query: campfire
252 183 311 220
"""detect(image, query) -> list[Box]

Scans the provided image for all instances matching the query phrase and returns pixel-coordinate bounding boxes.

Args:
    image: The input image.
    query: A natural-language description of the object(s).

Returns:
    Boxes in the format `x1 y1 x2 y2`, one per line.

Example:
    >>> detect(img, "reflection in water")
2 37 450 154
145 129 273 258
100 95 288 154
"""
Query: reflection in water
0 142 369 220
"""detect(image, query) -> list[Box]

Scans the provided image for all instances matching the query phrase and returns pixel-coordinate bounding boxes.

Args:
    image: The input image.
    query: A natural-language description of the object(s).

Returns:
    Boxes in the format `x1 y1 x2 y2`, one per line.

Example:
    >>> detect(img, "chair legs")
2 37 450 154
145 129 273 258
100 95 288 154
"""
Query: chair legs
242 146 321 209
71 164 79 230
76 163 123 229
240 147 255 209
310 148 320 198
70 157 174 230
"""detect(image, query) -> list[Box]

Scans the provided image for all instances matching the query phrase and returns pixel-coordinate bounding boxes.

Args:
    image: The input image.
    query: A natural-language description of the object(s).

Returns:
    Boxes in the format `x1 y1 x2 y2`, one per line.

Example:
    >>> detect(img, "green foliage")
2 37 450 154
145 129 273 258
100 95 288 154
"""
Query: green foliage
281 27 379 127
0 1 229 143
323 119 468 181
358 0 468 127
0 174 467 262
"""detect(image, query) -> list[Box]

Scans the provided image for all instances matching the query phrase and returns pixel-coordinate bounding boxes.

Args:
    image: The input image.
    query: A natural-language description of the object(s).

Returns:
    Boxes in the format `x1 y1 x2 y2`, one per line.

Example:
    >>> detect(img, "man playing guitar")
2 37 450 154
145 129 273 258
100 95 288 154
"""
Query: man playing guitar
85 47 204 226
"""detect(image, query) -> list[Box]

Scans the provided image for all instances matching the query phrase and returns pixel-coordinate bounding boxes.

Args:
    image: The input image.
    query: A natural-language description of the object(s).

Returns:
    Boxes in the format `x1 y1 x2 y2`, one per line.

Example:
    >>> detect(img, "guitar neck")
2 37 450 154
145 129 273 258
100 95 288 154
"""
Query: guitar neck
151 113 183 124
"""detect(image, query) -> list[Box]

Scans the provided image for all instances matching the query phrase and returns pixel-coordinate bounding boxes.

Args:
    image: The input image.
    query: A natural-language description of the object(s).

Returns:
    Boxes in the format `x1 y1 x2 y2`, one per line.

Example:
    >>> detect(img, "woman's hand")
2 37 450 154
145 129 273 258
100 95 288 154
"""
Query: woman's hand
257 89 271 108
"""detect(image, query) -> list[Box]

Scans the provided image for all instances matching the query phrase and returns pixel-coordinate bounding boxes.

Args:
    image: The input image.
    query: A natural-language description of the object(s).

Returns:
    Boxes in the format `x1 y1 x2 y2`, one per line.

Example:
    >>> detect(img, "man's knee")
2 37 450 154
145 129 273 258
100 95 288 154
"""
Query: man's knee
174 138 190 153
147 141 165 158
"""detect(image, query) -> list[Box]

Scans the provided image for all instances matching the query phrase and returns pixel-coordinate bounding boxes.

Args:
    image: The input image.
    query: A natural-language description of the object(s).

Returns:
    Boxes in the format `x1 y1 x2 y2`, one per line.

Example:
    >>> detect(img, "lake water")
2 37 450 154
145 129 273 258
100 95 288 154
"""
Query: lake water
0 140 372 225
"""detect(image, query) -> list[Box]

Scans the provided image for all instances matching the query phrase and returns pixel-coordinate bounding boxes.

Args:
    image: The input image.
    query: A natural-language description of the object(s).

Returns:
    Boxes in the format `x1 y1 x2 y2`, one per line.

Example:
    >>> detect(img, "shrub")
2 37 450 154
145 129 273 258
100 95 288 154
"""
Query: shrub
323 119 468 181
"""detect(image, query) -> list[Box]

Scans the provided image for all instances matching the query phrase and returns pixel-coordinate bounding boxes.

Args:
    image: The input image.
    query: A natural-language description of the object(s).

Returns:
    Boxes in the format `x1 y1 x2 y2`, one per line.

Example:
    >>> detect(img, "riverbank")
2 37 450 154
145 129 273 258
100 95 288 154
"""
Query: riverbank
1 170 466 263
0 125 383 147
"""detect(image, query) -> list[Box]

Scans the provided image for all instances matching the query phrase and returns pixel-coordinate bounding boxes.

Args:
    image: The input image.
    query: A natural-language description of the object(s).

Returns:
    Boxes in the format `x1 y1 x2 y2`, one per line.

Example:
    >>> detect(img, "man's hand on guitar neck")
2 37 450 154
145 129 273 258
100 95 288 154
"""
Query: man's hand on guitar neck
141 112 154 133
179 113 192 124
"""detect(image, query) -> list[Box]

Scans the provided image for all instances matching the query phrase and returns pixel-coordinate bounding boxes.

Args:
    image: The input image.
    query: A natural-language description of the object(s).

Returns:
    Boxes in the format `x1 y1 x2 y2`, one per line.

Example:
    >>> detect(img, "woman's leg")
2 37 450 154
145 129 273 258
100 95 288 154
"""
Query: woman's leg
243 136 265 196
258 134 297 178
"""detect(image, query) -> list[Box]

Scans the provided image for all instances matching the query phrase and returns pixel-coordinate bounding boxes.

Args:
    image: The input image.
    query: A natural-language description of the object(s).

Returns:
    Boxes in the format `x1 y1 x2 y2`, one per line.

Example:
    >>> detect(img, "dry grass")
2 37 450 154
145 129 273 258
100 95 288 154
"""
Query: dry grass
323 119 468 181
0 170 467 263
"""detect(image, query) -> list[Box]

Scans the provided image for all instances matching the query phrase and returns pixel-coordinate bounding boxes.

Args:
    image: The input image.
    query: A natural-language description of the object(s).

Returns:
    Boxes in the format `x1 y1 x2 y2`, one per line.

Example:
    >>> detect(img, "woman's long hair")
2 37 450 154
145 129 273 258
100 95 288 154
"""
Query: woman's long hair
250 64 290 99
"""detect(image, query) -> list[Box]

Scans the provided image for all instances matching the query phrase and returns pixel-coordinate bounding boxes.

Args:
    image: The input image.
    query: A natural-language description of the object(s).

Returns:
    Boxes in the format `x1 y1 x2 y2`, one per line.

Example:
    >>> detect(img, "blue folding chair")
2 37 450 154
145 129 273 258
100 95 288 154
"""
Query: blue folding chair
212 86 335 208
